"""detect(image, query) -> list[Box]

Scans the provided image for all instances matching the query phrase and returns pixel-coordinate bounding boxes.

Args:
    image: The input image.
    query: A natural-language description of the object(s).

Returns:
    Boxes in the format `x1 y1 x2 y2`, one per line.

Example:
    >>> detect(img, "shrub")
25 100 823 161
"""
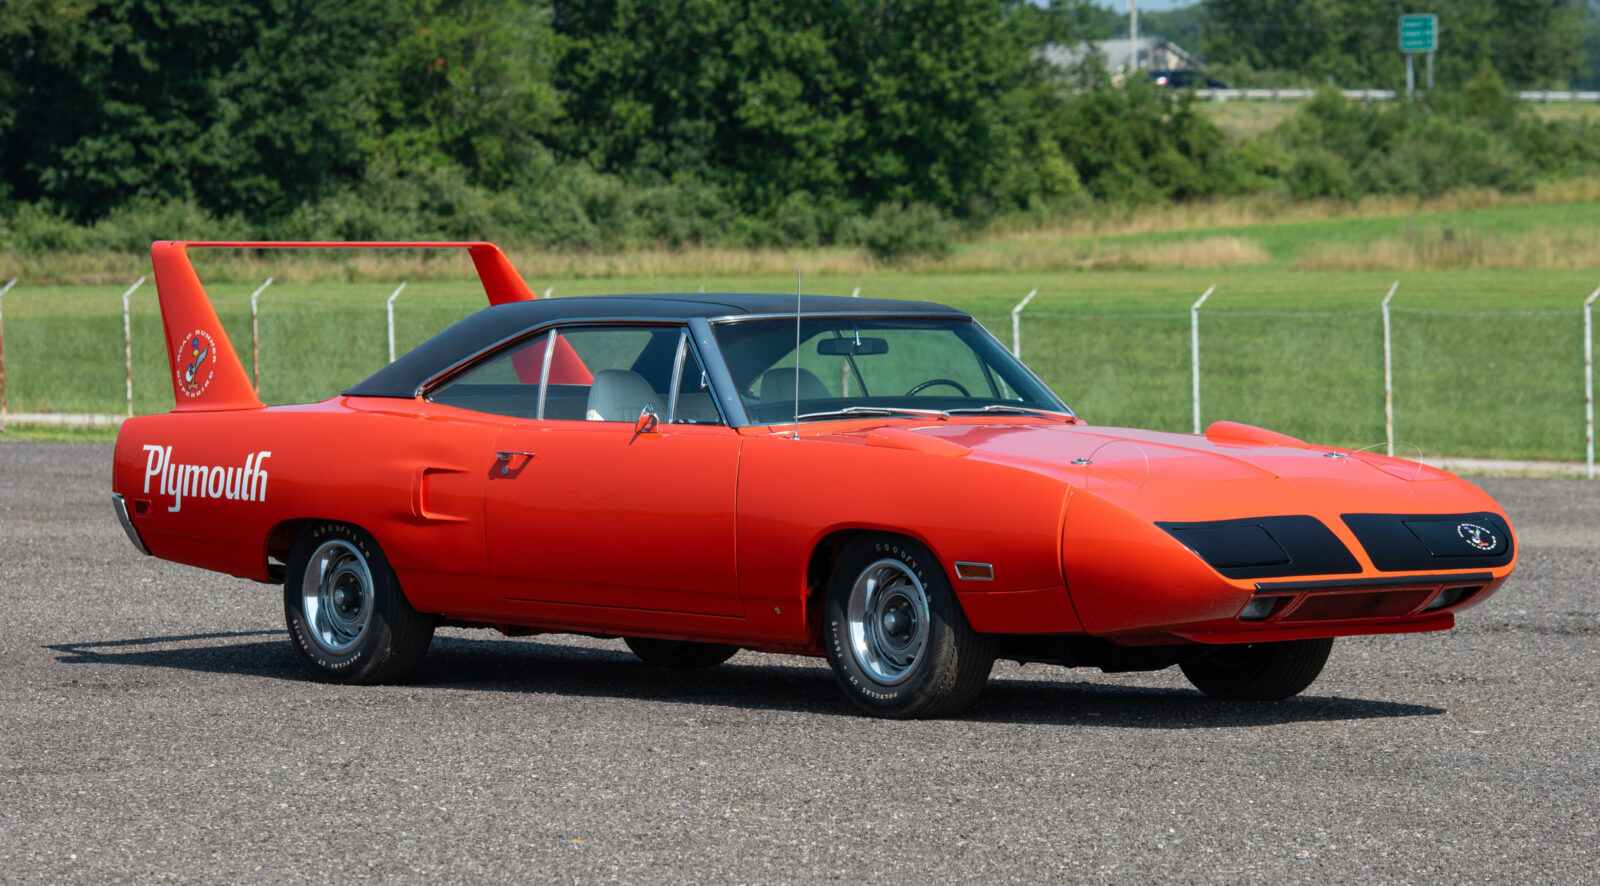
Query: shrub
628 179 737 248
0 202 90 254
1285 148 1355 200
851 202 953 263
268 162 522 242
90 199 249 252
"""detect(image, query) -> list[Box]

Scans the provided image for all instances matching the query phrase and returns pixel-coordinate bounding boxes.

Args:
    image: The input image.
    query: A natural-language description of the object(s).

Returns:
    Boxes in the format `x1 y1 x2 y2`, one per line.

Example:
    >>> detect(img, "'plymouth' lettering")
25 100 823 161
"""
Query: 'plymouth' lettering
142 445 271 512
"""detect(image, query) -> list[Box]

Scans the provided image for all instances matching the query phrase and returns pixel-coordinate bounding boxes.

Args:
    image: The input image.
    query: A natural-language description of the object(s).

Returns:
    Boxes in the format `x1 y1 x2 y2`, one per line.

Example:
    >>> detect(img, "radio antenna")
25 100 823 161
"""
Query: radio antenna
792 263 803 440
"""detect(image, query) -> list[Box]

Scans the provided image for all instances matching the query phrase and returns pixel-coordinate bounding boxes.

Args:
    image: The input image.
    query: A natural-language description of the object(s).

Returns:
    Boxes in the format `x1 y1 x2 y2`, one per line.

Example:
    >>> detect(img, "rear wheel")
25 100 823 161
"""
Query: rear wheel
624 637 739 668
1179 638 1334 700
284 521 435 684
823 534 996 718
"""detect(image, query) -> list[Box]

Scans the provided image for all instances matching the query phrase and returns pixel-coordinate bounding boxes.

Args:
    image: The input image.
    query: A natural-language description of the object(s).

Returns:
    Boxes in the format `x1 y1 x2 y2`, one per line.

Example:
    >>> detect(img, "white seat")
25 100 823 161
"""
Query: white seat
585 369 666 422
760 368 831 403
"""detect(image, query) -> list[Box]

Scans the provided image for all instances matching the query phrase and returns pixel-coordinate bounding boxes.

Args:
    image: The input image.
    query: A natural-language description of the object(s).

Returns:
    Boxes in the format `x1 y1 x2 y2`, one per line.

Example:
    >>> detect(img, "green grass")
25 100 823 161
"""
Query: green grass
3 202 1598 461
1199 96 1600 140
1200 101 1301 139
1007 200 1600 270
0 423 118 443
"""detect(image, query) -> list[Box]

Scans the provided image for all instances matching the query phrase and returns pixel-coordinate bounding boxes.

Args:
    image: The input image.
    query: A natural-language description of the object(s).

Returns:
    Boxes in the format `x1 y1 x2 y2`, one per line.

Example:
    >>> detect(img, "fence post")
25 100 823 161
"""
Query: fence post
1382 280 1399 457
1191 285 1215 433
1585 285 1599 479
120 276 147 418
248 277 273 392
1011 288 1038 357
543 286 553 299
386 281 408 364
0 278 15 432
850 286 860 298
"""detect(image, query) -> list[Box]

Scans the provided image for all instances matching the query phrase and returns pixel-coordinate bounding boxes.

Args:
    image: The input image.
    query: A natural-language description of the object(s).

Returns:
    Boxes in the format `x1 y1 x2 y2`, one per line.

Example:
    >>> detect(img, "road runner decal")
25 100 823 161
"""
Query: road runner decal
1456 522 1497 552
178 329 217 398
141 445 270 513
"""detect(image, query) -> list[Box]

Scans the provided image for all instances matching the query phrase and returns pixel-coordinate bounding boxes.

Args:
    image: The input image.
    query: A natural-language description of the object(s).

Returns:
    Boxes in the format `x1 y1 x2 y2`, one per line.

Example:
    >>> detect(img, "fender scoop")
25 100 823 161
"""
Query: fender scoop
864 427 971 457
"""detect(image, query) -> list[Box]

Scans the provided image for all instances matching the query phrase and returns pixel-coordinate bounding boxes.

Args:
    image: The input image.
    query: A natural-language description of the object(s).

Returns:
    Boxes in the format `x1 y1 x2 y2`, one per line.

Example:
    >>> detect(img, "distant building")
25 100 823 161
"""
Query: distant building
1041 37 1202 76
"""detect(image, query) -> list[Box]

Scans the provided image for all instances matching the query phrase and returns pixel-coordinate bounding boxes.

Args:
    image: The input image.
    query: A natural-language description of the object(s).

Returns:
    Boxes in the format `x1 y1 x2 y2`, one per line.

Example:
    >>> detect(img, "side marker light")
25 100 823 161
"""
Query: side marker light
953 562 995 581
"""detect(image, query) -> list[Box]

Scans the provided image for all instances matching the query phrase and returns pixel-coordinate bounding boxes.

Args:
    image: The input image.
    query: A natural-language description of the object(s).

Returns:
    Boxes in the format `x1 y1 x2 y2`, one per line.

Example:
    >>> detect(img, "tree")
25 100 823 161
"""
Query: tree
1 0 394 220
365 0 563 189
0 0 97 135
1017 0 1117 45
1199 0 1581 89
1579 0 1600 88
1489 0 1583 87
553 0 851 210
551 0 1039 217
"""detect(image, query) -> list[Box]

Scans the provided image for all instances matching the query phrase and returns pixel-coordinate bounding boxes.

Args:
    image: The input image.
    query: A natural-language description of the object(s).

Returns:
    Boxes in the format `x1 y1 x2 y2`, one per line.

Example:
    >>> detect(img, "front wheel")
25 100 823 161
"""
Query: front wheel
284 521 435 684
823 535 996 718
1179 638 1334 700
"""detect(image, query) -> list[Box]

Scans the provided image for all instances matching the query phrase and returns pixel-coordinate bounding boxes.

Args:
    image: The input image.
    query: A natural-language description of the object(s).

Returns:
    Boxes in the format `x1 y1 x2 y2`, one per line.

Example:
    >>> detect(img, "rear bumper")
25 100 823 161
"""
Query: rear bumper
111 494 151 556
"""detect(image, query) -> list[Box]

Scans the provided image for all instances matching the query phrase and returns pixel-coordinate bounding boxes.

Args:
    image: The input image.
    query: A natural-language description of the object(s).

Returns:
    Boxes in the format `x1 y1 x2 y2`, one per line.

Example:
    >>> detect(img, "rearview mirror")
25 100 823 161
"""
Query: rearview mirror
817 337 888 356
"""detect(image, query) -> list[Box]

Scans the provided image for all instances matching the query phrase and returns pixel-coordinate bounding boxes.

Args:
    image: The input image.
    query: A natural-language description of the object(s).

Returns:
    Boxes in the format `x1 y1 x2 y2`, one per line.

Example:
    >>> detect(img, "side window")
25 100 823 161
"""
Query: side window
426 333 549 418
559 327 659 422
428 325 722 425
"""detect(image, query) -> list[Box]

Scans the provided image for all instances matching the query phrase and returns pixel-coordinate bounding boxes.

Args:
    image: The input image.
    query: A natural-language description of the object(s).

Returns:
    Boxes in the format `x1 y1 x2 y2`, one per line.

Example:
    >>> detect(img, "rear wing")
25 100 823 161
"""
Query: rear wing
150 240 538 412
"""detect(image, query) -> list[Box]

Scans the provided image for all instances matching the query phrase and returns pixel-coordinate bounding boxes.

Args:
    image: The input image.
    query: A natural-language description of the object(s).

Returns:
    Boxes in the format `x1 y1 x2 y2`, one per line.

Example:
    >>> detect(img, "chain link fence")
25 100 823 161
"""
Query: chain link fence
1 276 1595 474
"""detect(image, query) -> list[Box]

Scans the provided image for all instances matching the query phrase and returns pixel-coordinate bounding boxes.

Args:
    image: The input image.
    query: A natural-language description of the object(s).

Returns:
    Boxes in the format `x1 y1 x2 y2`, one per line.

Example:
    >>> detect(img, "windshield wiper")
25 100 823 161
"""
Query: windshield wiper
794 406 949 421
942 404 1076 420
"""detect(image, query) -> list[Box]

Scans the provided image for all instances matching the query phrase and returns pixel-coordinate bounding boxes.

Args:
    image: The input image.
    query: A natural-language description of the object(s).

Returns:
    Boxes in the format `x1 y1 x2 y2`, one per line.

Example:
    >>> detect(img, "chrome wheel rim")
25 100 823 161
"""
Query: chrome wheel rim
300 539 374 654
846 558 930 685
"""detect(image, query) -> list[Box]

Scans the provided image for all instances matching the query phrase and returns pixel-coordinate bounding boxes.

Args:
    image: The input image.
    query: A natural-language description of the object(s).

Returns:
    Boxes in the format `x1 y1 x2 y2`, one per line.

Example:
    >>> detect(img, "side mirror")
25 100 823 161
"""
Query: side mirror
632 404 659 437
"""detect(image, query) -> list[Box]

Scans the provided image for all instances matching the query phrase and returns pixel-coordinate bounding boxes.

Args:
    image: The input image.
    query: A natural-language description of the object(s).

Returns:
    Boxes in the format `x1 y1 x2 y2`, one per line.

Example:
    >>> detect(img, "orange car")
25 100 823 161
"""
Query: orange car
112 242 1516 718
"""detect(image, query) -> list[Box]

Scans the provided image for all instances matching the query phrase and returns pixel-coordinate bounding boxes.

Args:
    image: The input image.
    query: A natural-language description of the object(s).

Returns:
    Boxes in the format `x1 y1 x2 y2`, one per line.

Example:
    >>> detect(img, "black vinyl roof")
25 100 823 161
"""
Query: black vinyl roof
345 292 963 399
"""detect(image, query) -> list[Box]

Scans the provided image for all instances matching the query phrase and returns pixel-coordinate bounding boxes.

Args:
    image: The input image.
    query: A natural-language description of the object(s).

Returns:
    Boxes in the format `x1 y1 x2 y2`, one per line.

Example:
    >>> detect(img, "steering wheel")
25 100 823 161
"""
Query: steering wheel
905 378 971 397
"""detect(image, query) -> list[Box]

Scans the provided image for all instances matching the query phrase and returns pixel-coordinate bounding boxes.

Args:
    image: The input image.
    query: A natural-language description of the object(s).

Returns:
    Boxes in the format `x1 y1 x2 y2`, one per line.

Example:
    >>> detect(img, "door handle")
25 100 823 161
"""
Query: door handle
495 451 536 475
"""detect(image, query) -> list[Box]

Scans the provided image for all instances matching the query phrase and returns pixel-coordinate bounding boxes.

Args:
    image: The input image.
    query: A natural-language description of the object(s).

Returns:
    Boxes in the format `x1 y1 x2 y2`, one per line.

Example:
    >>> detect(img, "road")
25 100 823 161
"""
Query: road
1 441 1595 883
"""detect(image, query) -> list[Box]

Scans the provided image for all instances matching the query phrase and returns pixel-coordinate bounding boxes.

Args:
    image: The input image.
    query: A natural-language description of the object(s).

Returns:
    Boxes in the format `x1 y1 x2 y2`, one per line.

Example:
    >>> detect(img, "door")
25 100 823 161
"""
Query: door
486 419 742 615
448 324 743 616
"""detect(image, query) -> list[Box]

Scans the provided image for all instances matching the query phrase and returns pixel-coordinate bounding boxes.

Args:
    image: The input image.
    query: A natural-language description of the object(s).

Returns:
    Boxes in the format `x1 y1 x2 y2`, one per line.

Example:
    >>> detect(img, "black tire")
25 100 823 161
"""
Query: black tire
823 534 997 718
284 521 435 684
1179 638 1334 700
624 637 739 668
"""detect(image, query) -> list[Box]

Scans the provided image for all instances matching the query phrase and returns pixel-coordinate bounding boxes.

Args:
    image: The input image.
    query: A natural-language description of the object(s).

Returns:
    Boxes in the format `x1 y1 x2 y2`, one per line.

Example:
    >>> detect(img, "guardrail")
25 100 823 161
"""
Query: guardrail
1515 90 1600 103
1194 88 1600 103
1197 88 1395 101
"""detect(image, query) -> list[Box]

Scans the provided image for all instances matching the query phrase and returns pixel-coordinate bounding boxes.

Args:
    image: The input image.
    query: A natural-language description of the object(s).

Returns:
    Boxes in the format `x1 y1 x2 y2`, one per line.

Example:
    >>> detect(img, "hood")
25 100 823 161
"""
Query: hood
834 418 1487 524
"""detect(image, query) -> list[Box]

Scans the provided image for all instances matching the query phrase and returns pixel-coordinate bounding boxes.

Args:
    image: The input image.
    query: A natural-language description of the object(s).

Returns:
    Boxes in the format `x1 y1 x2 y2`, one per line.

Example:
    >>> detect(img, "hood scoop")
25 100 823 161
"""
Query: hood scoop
864 427 970 457
1204 421 1307 448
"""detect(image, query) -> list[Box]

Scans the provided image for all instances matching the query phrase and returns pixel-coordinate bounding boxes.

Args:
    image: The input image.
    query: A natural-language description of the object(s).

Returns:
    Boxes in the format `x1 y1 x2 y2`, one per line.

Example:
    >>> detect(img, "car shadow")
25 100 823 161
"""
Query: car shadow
46 630 304 680
47 631 1445 728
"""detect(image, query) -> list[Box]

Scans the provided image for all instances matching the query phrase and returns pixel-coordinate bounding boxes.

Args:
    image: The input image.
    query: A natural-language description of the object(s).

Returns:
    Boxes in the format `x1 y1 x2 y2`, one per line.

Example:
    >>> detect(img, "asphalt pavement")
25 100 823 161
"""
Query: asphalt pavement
1 441 1595 884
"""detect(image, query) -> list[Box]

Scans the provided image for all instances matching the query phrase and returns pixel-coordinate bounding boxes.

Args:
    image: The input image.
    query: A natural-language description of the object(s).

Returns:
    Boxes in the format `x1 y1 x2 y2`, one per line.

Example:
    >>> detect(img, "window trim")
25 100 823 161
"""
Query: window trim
667 329 688 423
535 328 556 420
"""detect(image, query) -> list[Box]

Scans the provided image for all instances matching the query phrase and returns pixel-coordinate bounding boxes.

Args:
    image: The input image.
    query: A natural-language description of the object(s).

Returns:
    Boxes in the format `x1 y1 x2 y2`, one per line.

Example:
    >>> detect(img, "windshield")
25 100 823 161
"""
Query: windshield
711 316 1070 424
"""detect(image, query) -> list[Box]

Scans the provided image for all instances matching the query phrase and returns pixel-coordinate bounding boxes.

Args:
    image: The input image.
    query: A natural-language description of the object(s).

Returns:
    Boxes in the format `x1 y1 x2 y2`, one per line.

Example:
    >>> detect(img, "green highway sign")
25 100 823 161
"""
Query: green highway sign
1399 13 1438 53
